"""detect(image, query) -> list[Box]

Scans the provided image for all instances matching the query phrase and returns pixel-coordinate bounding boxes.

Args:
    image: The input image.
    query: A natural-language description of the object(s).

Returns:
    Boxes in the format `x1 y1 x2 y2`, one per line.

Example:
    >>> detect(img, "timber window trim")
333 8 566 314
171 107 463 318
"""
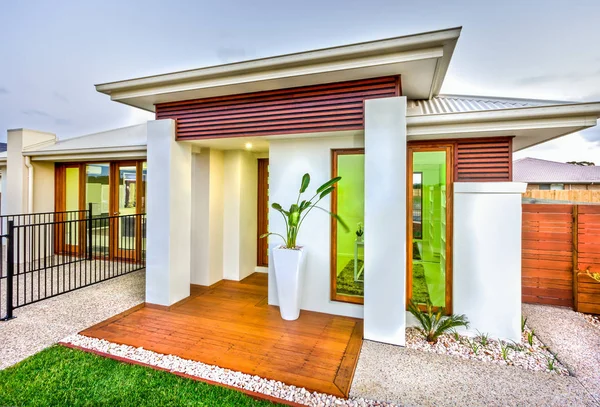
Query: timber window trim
330 148 365 305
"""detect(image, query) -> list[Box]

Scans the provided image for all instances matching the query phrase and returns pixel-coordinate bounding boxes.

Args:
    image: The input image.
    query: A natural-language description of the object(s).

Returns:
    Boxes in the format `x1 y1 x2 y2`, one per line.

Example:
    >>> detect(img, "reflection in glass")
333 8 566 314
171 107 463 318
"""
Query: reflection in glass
65 167 80 247
335 153 365 299
86 164 110 256
411 151 447 307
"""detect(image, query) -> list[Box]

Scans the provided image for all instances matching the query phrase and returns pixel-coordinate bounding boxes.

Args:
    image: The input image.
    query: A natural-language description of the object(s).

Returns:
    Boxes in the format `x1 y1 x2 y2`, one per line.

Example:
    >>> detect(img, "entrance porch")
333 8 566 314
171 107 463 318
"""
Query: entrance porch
80 273 363 398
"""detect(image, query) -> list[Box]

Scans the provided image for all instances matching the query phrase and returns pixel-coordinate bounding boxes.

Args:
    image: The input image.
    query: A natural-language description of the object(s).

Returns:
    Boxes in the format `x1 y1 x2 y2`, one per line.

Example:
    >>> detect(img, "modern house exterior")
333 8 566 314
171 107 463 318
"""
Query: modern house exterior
2 26 600 345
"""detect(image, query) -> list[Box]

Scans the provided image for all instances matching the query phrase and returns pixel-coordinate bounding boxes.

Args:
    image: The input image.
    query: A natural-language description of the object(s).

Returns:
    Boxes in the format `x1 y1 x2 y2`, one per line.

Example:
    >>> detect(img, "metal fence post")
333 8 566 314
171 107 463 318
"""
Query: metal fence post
2 220 15 320
88 202 93 261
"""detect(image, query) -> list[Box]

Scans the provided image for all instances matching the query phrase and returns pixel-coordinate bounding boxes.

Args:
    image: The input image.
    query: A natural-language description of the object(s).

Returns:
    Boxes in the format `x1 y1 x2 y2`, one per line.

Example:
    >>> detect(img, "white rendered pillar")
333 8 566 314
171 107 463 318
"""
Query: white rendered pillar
364 97 407 346
453 182 526 341
146 119 192 306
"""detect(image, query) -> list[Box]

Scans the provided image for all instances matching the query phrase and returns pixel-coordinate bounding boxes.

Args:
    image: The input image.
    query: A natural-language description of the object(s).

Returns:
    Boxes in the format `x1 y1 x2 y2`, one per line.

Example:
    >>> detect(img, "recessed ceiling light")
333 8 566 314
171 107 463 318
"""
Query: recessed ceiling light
245 142 253 149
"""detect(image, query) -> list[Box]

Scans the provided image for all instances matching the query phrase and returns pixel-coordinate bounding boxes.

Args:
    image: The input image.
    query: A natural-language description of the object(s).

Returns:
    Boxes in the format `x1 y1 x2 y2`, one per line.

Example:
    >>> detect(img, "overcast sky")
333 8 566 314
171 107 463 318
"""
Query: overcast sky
1 0 599 162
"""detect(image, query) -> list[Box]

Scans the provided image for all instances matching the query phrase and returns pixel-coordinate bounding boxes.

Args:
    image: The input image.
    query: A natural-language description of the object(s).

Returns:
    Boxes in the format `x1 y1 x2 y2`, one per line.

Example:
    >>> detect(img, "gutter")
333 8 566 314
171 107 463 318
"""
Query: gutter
23 145 147 157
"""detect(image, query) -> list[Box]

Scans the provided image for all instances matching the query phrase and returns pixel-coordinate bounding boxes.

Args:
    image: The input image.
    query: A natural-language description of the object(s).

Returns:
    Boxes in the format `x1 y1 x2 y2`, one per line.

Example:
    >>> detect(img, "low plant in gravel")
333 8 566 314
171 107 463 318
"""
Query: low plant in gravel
476 331 490 346
521 315 528 332
499 341 511 361
546 353 558 371
408 300 469 344
527 330 535 346
468 339 480 355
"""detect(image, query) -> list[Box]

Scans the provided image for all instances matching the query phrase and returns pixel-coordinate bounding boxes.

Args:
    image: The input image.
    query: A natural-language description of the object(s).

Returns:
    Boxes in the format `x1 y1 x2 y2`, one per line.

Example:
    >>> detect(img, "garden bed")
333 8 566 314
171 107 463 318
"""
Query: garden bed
582 313 600 330
405 326 569 376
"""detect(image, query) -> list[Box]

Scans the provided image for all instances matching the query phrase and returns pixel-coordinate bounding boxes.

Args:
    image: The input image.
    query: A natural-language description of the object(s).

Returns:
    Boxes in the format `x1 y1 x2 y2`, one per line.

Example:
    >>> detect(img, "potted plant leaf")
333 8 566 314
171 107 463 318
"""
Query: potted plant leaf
261 173 348 320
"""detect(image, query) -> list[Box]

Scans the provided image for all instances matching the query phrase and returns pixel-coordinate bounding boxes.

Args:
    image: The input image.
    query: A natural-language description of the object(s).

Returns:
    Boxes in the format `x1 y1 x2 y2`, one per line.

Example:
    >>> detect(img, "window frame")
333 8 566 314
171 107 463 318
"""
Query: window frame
330 148 365 305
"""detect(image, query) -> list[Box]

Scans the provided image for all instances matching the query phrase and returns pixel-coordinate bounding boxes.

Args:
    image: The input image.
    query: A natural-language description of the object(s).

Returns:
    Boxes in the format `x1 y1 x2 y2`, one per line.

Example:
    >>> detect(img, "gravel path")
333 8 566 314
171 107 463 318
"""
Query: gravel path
350 340 597 407
523 304 600 405
0 270 144 370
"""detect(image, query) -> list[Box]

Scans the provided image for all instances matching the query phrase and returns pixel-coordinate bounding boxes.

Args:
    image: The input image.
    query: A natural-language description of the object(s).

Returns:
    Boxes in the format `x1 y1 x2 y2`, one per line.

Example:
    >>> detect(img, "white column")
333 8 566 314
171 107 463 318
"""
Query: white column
191 148 224 286
364 97 407 346
146 119 192 306
453 182 527 341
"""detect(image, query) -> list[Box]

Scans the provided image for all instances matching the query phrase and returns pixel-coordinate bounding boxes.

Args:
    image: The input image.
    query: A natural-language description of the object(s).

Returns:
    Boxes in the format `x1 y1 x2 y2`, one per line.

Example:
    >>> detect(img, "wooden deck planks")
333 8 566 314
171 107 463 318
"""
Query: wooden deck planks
80 273 363 398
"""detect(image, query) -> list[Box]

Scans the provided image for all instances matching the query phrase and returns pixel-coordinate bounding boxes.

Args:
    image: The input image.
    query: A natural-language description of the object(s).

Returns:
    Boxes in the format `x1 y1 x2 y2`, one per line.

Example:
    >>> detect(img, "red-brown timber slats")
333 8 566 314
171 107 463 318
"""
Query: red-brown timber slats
155 76 401 139
455 137 512 182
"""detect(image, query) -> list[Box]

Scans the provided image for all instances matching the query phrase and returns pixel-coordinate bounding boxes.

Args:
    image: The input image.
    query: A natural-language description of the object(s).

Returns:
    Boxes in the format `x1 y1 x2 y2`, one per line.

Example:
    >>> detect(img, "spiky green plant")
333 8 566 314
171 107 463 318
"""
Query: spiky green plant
261 173 348 248
469 339 480 355
476 330 489 346
407 300 469 344
521 315 528 333
508 340 524 352
527 330 535 347
450 329 461 342
546 353 557 371
499 341 511 361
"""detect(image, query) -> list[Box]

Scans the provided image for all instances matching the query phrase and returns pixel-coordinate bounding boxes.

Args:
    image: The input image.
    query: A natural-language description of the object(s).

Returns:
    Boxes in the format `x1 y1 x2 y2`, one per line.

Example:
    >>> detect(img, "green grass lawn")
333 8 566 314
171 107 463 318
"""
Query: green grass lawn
0 345 283 407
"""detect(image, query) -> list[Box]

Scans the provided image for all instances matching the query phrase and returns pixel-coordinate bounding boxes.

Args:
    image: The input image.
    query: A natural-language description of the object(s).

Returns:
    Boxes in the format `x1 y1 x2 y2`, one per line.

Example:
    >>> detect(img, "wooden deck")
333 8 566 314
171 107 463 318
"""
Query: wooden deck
81 273 363 397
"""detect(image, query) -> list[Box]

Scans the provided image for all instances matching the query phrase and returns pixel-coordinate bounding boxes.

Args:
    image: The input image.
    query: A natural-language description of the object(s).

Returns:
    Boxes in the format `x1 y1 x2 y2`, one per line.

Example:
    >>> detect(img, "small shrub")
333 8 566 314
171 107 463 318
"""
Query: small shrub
499 341 510 361
407 300 469 344
476 330 489 346
521 315 527 333
527 330 535 347
468 339 480 355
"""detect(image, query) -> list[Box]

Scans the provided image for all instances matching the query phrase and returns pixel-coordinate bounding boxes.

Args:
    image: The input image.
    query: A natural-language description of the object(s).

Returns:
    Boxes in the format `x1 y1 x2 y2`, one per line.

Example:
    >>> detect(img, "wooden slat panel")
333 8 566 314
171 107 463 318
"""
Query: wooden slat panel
155 77 400 140
455 137 512 182
80 273 363 398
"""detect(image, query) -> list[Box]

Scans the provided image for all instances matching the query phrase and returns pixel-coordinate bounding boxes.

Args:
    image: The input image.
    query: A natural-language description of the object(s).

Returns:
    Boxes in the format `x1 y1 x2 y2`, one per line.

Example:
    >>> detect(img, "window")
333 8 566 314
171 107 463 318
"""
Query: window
331 149 364 304
551 184 564 190
539 184 551 190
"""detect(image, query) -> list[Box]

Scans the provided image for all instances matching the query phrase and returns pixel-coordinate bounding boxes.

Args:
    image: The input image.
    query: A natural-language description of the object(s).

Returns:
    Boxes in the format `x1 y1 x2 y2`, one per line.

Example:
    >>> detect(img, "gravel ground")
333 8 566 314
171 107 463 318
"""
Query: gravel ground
523 304 600 405
583 313 600 331
405 326 568 375
350 340 597 407
0 270 144 370
63 334 399 407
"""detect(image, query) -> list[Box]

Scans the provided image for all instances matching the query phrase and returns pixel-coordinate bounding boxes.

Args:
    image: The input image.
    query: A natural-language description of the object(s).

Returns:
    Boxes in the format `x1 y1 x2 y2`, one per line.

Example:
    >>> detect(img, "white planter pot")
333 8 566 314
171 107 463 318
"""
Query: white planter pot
272 246 306 321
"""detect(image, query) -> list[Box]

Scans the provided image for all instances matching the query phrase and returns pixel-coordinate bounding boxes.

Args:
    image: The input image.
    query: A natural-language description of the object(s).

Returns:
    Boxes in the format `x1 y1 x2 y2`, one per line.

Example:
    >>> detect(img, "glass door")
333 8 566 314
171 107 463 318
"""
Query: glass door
112 163 141 261
407 145 453 312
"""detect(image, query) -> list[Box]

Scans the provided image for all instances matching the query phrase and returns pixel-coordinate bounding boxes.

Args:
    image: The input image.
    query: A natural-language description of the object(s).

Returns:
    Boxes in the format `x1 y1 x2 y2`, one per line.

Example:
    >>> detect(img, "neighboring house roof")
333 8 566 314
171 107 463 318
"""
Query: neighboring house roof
514 157 600 183
0 142 7 153
408 95 574 116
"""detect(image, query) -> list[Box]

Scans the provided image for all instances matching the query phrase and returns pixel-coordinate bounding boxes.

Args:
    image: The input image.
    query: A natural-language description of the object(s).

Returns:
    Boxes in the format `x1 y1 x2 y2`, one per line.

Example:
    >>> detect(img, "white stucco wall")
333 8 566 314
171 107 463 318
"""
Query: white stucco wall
268 134 364 319
364 97 407 346
32 161 54 213
453 182 526 342
146 119 192 306
222 150 258 281
191 148 225 286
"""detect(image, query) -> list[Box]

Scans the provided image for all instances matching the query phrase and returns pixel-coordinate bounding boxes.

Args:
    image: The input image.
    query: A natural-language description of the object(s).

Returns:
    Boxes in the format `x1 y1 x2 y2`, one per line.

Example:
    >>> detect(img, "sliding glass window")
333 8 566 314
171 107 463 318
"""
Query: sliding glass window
331 149 364 304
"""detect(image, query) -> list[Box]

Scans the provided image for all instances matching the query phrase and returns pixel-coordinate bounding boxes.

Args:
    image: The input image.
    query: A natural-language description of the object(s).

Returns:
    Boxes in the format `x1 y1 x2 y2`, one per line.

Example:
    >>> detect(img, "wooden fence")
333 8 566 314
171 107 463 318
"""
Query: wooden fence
523 189 600 203
522 204 600 314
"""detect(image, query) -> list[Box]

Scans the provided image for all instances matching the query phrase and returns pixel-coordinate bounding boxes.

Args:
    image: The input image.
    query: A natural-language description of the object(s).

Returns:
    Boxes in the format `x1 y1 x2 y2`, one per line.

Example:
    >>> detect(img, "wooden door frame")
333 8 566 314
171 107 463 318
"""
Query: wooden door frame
330 148 365 305
406 142 454 314
257 158 269 267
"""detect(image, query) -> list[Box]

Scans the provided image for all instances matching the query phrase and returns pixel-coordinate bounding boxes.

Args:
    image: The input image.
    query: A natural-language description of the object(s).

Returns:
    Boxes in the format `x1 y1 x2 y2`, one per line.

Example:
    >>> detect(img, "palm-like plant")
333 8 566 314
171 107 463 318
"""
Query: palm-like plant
408 299 469 344
261 173 349 249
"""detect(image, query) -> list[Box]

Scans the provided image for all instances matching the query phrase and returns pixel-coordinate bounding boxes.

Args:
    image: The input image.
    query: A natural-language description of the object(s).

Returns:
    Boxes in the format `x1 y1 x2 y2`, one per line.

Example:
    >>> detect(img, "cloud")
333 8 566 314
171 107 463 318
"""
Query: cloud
0 87 8 94
53 91 69 103
216 46 250 63
515 68 600 87
22 109 71 126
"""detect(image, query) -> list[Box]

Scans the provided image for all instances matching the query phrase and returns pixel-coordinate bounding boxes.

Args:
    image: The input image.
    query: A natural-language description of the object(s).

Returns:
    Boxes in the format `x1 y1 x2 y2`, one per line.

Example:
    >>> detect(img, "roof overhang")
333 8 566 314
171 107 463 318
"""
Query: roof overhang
24 146 147 162
96 27 461 112
407 102 600 151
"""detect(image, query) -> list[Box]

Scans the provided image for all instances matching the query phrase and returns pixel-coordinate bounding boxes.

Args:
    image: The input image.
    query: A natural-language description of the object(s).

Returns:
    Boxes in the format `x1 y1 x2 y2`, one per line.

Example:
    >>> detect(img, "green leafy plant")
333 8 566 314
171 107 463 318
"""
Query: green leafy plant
527 330 535 347
508 340 524 352
521 315 527 333
499 341 511 361
476 330 489 346
407 300 469 344
450 329 461 342
261 173 348 248
546 353 557 371
468 339 480 355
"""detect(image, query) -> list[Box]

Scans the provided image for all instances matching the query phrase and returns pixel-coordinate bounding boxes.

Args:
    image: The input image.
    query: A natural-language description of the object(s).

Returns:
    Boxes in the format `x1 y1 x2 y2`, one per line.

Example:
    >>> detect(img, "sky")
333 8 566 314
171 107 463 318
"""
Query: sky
1 0 599 163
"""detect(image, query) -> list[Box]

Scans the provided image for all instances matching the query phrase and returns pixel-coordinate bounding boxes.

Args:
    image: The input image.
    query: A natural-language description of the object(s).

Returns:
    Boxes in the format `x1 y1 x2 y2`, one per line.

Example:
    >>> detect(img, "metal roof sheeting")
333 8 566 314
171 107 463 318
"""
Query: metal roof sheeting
408 94 574 115
514 157 600 183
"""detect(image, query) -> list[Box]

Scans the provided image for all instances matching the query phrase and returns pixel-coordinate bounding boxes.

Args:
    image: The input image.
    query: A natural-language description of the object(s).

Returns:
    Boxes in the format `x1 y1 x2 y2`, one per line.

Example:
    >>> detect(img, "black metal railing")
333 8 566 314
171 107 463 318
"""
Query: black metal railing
0 208 146 320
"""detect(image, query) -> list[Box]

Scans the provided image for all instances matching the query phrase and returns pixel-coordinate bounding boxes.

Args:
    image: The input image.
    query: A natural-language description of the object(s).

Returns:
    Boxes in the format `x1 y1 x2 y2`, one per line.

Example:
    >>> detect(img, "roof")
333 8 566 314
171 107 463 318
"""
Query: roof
513 157 600 183
95 27 461 111
407 95 574 116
